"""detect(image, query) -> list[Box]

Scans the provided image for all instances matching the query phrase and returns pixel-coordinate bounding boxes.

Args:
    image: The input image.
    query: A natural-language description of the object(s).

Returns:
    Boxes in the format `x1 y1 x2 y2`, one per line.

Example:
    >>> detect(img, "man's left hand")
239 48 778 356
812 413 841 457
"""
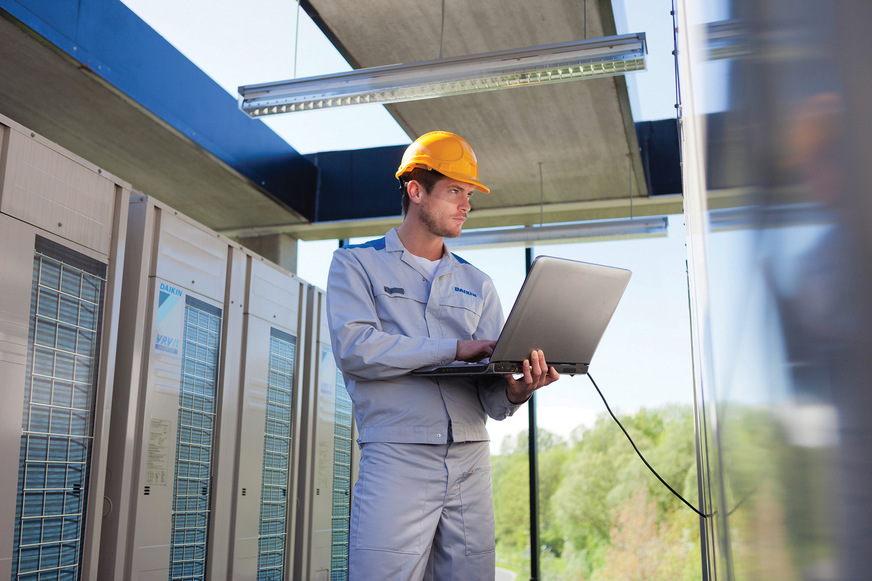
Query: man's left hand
505 349 559 404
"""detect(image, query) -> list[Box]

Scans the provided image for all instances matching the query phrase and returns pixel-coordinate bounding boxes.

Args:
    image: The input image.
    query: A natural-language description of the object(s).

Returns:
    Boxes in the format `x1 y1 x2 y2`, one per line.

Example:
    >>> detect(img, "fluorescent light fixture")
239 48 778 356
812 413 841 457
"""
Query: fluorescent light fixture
239 33 647 117
443 217 668 250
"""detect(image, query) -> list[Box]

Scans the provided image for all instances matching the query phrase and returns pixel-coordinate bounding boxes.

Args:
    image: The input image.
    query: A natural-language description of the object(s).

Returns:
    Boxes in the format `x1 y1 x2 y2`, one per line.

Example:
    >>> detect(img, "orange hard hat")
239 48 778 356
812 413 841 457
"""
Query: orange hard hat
395 131 490 193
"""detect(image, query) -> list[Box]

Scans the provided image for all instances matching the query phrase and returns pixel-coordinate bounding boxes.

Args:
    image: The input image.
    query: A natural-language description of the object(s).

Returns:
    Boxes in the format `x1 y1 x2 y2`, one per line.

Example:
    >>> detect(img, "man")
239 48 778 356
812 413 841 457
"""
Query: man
326 131 558 580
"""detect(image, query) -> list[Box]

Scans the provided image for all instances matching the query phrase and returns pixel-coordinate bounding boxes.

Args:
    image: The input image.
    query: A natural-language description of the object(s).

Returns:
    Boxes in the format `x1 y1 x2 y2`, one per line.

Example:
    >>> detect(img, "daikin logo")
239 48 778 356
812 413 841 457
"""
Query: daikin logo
160 282 182 296
154 282 184 355
454 286 477 298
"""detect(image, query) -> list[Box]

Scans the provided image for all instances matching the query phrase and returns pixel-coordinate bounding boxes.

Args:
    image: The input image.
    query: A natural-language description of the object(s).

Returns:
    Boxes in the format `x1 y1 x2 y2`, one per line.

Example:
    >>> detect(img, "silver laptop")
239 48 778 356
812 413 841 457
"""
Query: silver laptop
412 255 632 376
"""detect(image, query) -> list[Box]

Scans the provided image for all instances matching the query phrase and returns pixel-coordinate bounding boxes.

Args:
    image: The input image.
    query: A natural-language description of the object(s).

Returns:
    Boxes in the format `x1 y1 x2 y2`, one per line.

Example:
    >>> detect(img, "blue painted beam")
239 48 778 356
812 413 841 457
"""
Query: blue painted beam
0 0 318 219
306 146 407 222
308 123 681 223
635 119 682 196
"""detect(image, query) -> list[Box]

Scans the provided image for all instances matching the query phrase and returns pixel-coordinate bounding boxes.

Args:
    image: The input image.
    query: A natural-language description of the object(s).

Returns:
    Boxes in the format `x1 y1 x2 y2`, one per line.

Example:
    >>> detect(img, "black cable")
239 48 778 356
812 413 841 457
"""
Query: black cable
587 373 712 518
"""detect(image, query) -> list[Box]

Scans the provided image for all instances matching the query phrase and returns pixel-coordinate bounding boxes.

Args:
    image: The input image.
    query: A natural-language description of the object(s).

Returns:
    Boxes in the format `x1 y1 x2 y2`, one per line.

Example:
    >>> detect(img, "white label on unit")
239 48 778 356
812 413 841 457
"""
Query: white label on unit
146 418 172 486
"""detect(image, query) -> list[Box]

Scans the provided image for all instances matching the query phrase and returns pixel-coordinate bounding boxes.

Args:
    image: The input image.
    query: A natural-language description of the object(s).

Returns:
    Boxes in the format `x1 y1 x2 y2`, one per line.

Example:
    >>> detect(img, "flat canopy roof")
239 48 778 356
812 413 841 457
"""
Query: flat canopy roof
1 0 684 241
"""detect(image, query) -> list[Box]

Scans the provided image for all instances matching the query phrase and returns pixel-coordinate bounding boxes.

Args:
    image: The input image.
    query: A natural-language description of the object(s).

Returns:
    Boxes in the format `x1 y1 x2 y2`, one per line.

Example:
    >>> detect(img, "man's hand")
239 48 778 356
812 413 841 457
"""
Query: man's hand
456 340 497 362
505 349 559 404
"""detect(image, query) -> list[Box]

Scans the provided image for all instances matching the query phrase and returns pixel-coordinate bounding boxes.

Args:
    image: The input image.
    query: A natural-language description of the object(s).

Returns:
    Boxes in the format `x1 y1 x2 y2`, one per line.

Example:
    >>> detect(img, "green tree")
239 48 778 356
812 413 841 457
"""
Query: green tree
591 487 700 581
493 428 569 575
492 406 702 580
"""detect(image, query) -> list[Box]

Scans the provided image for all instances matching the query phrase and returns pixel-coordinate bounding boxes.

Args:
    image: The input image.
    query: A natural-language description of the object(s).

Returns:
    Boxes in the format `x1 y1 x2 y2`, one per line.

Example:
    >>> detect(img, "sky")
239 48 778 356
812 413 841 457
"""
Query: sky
119 0 695 452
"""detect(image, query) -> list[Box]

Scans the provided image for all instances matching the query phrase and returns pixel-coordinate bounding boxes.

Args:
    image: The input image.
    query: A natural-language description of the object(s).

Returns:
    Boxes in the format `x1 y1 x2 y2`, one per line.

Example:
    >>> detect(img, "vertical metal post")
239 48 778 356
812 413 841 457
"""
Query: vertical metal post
526 247 540 581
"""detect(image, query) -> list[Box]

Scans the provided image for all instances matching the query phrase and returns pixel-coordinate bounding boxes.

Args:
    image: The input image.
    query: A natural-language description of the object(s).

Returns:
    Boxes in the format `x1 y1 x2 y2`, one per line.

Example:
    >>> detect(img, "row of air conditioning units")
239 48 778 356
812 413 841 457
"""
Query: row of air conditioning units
0 113 356 580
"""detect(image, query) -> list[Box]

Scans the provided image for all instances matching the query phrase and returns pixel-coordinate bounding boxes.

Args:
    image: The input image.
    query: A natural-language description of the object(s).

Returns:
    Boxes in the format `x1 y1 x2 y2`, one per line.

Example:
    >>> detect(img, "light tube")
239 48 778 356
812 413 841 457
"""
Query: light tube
443 216 668 250
239 33 647 117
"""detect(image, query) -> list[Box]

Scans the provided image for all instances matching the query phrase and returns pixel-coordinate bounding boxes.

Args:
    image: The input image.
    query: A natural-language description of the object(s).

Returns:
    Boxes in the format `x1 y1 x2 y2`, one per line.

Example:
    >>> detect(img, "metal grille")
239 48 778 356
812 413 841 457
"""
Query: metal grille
256 328 296 581
12 237 106 581
330 364 352 581
168 296 221 581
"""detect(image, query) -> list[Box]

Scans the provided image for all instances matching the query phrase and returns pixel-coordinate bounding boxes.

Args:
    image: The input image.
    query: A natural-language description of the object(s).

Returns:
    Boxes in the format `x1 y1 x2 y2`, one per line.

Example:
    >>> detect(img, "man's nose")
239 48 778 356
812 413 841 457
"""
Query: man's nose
459 196 471 212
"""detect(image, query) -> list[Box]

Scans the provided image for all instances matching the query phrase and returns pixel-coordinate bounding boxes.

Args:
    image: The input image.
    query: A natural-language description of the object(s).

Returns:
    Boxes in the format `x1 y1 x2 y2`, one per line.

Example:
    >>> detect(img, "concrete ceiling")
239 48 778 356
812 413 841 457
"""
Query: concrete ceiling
293 0 681 236
0 0 683 244
0 6 311 232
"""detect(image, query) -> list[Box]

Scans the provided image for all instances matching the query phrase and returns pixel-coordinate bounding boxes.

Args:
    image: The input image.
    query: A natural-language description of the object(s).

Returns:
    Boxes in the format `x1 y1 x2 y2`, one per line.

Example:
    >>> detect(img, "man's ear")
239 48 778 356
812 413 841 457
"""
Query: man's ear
406 180 425 205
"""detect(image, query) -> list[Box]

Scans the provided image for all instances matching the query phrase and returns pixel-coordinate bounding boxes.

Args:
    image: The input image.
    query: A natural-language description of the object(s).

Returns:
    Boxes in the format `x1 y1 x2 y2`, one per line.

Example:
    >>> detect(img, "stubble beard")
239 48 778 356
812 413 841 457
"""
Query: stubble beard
419 200 462 239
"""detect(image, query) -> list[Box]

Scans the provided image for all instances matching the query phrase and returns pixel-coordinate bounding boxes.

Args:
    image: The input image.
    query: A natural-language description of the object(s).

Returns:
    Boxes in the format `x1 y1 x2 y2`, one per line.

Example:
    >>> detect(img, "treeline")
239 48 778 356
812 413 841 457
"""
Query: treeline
492 405 702 580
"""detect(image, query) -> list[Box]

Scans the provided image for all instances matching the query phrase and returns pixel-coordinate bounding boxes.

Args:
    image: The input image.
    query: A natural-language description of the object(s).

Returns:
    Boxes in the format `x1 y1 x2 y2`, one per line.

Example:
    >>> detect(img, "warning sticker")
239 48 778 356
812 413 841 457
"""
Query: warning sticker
146 418 171 486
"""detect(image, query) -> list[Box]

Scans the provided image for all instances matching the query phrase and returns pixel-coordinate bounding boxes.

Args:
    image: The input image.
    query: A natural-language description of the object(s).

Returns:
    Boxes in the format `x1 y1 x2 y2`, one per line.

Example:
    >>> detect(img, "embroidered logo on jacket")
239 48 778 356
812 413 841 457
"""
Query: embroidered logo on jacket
454 286 478 298
384 286 405 295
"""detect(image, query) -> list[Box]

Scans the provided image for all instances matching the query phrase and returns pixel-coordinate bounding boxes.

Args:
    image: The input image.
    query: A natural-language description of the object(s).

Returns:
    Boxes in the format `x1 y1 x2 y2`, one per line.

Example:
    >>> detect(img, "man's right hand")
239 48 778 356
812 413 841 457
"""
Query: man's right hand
456 340 497 362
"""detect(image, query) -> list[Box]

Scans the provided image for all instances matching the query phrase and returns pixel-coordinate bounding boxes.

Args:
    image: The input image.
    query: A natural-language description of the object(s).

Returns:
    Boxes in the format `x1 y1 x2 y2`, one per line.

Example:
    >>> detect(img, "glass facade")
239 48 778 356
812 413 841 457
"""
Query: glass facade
12 237 106 580
256 329 297 580
168 296 221 581
677 0 872 579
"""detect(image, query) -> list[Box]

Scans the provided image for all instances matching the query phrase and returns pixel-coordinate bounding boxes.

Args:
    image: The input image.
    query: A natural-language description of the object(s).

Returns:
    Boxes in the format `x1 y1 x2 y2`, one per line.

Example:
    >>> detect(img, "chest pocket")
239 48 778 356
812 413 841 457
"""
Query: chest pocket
437 291 483 339
373 284 429 336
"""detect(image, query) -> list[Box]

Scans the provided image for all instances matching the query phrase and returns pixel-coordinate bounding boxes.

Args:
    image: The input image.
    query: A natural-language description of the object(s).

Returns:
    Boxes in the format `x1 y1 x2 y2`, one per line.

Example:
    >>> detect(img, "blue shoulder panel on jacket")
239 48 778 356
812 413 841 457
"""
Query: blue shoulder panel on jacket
451 252 481 268
344 237 387 251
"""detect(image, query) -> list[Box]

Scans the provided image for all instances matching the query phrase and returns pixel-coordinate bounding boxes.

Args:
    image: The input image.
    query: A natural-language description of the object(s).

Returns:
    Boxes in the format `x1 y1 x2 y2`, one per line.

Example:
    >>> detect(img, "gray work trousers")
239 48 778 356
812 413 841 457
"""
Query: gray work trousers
348 440 496 581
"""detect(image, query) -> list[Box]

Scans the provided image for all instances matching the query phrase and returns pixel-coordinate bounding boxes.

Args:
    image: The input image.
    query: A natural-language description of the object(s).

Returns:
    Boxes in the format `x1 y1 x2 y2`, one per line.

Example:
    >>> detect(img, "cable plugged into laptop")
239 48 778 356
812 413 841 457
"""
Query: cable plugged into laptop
587 373 712 519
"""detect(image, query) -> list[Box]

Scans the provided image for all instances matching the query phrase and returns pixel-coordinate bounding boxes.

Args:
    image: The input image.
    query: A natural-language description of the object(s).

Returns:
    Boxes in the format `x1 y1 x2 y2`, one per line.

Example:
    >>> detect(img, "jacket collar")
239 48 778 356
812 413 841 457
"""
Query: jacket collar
386 228 461 276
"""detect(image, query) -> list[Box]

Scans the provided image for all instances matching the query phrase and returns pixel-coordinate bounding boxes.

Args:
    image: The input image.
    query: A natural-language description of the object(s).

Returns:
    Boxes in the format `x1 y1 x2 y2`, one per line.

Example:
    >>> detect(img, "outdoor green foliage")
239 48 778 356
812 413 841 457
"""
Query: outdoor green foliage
493 405 702 580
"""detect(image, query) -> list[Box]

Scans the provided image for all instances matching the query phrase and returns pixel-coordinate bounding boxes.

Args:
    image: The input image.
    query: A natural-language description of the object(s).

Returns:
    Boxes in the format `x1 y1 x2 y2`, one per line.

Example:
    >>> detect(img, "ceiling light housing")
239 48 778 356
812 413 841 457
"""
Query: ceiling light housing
239 33 647 117
443 217 668 250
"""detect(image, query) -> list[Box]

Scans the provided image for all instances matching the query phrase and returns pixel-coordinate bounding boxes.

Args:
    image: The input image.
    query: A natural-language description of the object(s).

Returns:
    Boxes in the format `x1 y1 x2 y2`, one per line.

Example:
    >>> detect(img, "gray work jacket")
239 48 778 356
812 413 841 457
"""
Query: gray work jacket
326 228 522 445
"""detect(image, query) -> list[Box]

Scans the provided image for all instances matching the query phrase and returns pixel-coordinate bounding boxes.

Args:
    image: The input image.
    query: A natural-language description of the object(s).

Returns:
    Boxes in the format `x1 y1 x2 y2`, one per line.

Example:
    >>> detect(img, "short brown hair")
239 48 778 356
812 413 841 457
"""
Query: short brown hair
399 168 445 215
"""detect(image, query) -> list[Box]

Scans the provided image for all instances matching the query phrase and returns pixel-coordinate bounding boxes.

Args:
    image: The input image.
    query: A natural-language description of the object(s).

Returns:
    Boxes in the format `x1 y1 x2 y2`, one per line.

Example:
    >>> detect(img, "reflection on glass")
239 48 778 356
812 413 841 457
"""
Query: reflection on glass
682 0 872 579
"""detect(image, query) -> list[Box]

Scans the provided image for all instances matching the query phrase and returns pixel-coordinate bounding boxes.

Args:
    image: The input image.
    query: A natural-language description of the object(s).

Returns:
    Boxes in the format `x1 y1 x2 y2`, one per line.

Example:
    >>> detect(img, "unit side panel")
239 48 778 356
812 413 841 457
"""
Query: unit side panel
130 280 224 580
0 216 38 577
233 259 304 581
248 258 302 329
130 277 184 576
99 195 157 580
233 315 271 580
0 127 116 255
233 317 300 580
205 244 246 581
0 225 111 580
154 211 228 302
311 344 339 577
300 287 354 581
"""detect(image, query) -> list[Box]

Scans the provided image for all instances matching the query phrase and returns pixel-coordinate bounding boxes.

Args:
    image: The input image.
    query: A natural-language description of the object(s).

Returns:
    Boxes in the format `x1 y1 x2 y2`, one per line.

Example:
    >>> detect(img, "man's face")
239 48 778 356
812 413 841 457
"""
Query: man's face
416 178 475 239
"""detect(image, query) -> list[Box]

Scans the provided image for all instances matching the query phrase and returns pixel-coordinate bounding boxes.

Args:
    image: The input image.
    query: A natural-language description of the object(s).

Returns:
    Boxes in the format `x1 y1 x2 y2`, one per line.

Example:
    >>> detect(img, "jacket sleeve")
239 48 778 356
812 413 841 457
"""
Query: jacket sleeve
326 249 458 382
474 278 524 421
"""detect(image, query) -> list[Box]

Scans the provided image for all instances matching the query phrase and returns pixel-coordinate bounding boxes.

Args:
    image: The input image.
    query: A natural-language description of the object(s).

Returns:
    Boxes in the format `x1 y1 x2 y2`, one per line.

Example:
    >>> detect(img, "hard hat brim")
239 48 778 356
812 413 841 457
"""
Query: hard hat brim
395 164 490 194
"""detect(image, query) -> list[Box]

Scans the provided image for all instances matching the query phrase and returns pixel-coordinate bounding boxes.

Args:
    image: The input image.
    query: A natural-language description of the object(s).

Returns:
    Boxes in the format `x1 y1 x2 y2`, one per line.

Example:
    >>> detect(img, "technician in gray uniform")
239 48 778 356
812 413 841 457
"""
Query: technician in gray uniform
326 131 558 581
